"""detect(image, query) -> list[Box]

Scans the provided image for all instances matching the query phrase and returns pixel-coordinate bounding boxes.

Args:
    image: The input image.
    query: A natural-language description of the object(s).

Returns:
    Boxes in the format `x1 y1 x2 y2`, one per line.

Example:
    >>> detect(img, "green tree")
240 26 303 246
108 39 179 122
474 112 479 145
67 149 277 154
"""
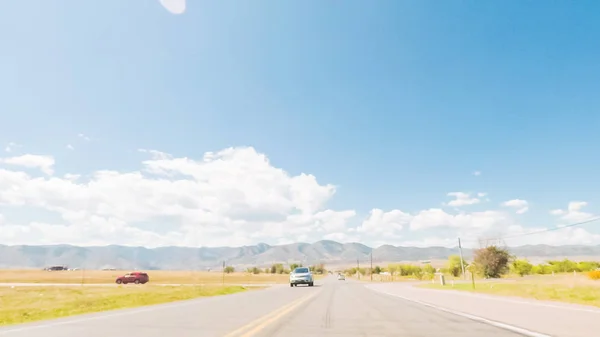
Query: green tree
270 263 285 274
511 259 533 277
310 263 326 274
423 264 436 279
472 246 511 278
447 255 468 277
531 264 553 275
290 263 302 271
373 266 382 274
577 261 600 272
548 259 579 273
224 266 235 274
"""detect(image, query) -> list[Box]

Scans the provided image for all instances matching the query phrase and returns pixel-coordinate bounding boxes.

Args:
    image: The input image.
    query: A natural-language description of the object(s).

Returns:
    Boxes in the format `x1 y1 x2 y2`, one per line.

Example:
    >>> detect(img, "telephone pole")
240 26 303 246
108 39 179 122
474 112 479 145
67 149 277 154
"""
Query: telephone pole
370 252 373 282
222 261 225 286
458 237 466 280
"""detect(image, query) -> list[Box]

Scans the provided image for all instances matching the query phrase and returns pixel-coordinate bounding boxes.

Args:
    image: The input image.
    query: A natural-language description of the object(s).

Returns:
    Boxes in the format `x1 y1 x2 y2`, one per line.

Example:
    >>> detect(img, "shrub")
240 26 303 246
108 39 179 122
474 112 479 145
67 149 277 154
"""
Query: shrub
547 259 579 273
511 259 533 277
588 270 600 280
472 246 511 278
448 255 468 277
578 261 600 272
224 266 235 274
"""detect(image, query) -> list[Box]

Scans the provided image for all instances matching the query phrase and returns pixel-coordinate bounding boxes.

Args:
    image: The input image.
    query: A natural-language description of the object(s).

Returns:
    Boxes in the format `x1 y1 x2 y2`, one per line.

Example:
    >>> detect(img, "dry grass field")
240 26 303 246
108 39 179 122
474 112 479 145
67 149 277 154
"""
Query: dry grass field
420 273 600 307
0 269 327 285
0 285 248 326
0 270 302 285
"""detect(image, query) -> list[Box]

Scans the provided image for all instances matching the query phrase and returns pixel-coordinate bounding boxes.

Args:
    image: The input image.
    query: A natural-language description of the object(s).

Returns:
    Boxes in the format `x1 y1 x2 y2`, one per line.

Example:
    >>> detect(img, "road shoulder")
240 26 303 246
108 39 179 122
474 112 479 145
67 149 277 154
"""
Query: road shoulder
366 283 600 337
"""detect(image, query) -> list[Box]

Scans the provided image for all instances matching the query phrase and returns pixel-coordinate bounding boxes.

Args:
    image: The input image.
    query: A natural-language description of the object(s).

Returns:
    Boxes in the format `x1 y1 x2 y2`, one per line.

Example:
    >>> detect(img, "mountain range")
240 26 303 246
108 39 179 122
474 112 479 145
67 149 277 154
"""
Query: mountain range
2 241 599 270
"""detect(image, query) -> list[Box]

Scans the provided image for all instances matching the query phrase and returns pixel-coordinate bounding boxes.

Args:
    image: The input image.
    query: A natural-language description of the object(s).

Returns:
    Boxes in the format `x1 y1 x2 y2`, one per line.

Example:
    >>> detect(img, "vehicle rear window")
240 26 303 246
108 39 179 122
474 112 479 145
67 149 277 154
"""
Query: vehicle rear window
294 268 309 273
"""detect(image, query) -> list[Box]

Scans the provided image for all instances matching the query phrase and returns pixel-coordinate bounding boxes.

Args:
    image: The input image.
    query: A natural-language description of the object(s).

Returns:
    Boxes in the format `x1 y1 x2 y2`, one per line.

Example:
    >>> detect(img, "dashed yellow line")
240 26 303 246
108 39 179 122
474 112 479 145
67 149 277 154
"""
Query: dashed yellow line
223 290 320 337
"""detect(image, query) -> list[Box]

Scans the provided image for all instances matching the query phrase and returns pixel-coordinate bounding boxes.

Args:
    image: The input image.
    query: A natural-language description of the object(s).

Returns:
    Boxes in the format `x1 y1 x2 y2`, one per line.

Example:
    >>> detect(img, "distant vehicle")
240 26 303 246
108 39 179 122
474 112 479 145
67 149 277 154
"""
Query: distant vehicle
290 267 313 287
115 272 149 284
45 265 68 271
337 274 345 281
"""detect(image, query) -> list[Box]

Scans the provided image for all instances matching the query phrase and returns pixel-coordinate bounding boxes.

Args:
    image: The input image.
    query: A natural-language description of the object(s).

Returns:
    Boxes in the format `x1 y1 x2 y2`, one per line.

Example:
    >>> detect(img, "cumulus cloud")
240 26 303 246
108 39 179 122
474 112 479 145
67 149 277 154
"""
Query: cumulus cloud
473 171 481 176
77 133 91 141
502 199 529 214
0 146 597 248
446 192 481 207
0 147 354 247
0 154 55 175
159 0 186 14
66 144 74 150
550 201 596 223
355 209 411 241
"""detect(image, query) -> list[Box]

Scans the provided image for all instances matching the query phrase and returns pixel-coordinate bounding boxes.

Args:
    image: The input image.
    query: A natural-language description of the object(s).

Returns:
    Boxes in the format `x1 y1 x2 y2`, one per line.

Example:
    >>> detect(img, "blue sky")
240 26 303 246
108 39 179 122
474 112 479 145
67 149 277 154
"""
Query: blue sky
0 1 599 248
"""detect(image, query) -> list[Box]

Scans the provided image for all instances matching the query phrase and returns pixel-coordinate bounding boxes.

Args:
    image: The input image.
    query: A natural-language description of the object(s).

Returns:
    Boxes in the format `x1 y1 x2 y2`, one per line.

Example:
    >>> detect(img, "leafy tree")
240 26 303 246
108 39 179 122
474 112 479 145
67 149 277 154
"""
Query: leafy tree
270 263 285 274
531 264 553 275
423 264 436 276
511 259 533 277
290 263 302 271
373 266 382 274
310 263 326 274
447 255 468 277
578 261 600 272
472 246 511 278
246 266 261 274
548 259 579 273
224 266 235 274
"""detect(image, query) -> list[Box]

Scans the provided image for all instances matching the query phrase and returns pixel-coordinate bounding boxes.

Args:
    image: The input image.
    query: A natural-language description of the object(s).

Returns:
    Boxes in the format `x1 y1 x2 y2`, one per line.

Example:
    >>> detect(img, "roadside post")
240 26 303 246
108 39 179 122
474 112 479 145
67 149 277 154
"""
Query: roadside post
222 261 225 286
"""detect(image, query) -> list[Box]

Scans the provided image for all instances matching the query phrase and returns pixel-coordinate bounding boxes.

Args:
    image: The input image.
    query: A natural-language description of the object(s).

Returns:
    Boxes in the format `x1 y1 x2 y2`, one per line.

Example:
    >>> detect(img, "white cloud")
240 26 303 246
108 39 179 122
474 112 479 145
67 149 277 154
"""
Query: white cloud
66 144 74 150
0 154 55 175
502 199 529 214
356 209 411 241
550 201 595 223
77 133 91 141
446 192 481 207
0 146 597 248
473 171 481 176
159 0 186 14
4 142 21 153
410 209 510 231
0 147 355 247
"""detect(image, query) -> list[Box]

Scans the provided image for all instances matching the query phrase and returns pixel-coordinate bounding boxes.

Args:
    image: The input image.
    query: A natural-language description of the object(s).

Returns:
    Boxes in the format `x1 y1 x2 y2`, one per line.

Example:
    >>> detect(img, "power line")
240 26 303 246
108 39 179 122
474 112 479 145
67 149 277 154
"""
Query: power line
471 216 600 242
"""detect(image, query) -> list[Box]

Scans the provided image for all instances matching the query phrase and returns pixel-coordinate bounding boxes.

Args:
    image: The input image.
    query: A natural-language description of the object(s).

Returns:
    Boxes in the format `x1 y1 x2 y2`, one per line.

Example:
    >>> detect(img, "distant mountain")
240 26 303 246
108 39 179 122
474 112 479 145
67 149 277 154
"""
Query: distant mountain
1 241 599 270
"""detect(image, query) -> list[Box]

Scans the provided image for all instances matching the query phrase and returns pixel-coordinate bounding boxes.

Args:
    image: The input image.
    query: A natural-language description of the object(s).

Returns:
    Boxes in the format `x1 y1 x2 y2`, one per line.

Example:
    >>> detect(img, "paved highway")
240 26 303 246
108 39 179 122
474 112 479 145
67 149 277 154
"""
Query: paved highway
0 277 538 337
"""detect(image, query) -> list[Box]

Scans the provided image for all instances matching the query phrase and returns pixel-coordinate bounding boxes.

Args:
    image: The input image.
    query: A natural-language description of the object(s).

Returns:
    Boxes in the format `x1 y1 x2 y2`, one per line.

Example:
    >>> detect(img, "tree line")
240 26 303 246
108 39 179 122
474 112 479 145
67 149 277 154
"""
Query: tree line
223 263 327 275
342 246 600 280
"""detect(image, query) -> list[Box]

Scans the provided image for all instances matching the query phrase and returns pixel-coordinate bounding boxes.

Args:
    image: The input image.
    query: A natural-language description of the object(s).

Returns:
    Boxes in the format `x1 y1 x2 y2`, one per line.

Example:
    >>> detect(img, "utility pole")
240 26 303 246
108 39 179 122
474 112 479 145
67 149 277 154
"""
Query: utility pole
370 252 373 282
222 261 226 286
458 237 466 280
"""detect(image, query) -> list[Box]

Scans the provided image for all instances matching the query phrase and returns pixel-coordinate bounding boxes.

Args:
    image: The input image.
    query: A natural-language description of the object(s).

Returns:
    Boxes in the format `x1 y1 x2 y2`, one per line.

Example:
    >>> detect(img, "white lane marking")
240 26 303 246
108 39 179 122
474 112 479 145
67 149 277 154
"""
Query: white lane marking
367 286 552 337
390 284 600 314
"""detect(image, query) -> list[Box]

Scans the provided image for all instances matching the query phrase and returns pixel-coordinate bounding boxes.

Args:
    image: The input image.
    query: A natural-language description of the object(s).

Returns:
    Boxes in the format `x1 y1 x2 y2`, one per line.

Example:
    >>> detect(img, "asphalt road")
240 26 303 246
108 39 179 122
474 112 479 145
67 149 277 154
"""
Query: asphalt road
0 277 535 337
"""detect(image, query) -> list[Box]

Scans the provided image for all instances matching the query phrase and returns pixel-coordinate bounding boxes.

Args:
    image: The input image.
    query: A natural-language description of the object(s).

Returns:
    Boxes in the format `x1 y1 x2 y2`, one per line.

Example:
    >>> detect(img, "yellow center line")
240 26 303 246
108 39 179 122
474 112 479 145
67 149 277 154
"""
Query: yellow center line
223 290 321 337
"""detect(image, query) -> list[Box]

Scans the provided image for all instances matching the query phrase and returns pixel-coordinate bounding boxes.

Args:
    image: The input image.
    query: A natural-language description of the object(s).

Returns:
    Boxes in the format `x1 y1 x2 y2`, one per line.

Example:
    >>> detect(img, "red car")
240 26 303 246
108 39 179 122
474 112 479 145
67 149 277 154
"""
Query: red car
115 272 149 284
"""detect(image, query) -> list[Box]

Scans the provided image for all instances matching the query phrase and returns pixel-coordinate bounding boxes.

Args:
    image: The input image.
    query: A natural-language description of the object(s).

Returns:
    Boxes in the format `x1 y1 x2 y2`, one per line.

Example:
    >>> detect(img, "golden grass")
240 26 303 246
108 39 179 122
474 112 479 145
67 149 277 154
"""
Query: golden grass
0 270 303 285
420 273 600 307
0 285 248 326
